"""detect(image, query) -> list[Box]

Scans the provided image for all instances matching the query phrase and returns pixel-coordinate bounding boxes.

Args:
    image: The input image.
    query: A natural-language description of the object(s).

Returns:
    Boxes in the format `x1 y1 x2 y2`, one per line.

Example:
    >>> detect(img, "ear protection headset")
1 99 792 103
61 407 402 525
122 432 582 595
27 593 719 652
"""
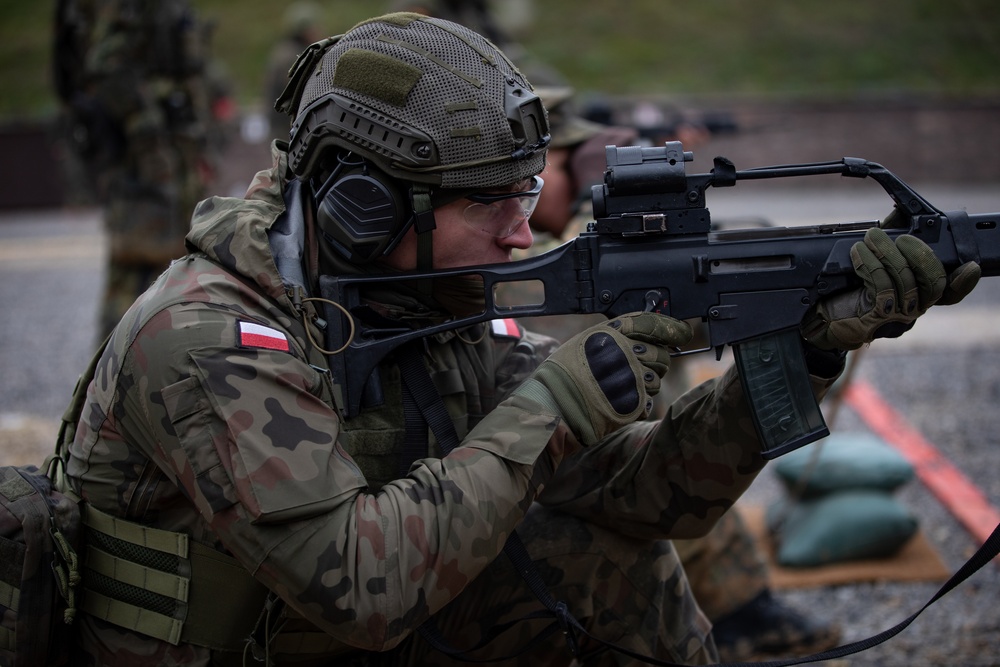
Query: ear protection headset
311 151 415 264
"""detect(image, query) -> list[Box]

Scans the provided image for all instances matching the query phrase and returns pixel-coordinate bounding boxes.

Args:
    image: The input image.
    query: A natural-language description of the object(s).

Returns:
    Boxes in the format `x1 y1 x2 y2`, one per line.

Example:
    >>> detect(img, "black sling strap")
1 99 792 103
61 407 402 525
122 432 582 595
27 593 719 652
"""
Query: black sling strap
397 341 456 477
397 342 585 661
396 342 1000 665
714 521 1000 667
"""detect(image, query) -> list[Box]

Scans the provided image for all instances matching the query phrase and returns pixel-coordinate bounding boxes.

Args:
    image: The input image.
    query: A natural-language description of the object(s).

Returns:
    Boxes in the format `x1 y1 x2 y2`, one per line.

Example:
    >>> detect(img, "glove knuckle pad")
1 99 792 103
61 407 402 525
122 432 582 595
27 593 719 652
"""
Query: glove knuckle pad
584 332 640 415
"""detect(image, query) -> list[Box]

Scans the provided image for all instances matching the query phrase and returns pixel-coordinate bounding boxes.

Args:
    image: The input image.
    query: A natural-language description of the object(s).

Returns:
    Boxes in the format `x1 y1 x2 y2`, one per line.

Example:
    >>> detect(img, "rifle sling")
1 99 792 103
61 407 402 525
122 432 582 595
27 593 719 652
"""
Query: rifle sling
946 209 983 264
707 521 1000 667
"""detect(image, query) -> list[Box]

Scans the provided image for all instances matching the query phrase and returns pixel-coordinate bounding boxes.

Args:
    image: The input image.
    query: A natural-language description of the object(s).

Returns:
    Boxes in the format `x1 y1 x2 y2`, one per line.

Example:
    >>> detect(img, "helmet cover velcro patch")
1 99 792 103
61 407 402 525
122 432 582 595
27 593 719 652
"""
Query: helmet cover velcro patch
332 48 422 107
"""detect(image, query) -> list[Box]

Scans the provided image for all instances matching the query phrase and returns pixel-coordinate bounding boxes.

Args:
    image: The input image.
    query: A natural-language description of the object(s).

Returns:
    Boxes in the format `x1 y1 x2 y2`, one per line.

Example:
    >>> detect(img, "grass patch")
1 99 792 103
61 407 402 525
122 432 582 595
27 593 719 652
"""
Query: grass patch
6 0 1000 121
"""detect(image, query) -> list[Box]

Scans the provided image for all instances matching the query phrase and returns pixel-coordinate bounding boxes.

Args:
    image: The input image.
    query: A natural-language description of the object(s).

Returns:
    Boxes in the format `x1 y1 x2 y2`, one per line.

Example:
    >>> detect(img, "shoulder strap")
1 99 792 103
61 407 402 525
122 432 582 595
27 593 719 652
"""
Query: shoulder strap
397 341 460 474
396 342 585 661
49 334 112 482
720 522 1000 667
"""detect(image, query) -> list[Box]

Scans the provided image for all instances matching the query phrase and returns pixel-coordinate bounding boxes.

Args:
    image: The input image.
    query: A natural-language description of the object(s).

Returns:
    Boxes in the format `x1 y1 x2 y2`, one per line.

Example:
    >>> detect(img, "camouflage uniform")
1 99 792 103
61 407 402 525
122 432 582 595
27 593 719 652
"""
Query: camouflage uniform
519 226 770 627
54 0 224 339
522 100 775 626
64 143 843 665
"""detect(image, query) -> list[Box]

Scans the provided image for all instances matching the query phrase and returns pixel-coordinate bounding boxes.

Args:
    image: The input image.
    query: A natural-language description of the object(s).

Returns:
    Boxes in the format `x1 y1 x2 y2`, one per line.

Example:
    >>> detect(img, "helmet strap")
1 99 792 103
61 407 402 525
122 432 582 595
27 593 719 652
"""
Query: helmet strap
412 184 436 294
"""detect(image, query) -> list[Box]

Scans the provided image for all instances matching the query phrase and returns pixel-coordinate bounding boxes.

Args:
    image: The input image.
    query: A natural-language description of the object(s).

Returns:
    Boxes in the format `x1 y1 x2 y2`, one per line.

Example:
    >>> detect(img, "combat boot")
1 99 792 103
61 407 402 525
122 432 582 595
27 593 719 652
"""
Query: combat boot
710 589 841 661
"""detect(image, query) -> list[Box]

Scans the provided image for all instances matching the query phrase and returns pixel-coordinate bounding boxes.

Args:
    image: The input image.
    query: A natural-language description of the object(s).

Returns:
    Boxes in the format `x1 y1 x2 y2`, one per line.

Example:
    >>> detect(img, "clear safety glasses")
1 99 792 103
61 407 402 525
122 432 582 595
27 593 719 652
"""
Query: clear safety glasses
462 176 544 238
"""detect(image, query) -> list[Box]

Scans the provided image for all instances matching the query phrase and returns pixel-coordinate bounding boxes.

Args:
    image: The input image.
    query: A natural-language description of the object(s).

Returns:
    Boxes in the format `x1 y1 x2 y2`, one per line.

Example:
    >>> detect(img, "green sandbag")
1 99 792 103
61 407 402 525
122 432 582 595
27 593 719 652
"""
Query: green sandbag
773 433 914 498
767 490 918 567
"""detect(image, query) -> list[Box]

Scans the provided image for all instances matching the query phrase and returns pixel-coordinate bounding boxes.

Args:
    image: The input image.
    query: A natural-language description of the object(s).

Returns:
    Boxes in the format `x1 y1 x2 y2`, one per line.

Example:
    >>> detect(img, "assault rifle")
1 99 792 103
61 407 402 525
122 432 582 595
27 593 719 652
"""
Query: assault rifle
318 141 999 458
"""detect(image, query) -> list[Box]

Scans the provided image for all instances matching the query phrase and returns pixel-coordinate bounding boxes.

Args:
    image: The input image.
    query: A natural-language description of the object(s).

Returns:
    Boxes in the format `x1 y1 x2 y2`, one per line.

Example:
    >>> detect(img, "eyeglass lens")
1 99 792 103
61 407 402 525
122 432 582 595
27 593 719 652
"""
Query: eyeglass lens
462 176 544 238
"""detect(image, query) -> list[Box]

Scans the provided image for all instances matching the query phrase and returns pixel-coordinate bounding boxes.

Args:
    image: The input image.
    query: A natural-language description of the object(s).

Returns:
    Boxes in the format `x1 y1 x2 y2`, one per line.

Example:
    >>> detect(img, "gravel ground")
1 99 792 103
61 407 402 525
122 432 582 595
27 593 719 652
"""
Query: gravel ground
1 195 998 666
741 351 1000 667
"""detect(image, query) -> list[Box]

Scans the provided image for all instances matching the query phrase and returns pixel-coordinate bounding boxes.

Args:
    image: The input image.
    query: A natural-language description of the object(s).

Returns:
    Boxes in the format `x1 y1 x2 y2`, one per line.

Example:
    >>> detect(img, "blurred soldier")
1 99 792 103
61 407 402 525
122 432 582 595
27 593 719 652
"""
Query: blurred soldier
262 1 325 142
58 12 973 666
389 0 522 48
53 0 229 340
526 87 843 661
388 0 568 86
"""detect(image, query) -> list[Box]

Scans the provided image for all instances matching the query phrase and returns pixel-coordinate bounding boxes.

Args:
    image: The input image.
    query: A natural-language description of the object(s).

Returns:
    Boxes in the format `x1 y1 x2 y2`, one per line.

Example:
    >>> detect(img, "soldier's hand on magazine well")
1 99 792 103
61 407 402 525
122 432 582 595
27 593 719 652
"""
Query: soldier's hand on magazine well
514 313 692 446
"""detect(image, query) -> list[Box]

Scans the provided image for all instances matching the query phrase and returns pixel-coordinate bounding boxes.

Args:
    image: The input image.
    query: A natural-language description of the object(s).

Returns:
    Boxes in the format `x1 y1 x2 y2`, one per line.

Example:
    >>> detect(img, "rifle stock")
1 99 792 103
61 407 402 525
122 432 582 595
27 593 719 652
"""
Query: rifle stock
319 142 1000 457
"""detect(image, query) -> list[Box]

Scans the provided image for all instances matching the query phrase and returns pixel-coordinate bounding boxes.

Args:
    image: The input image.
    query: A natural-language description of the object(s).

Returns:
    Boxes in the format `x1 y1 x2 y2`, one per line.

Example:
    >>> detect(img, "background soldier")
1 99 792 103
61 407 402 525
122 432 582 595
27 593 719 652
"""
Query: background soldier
388 0 568 86
53 0 232 340
262 1 325 142
524 87 842 661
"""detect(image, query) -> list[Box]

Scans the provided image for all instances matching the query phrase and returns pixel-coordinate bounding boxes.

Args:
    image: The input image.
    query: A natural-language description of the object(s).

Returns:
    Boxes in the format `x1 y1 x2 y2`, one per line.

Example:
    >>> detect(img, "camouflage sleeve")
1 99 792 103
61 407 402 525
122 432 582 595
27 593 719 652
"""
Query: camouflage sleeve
131 302 576 651
534 364 841 540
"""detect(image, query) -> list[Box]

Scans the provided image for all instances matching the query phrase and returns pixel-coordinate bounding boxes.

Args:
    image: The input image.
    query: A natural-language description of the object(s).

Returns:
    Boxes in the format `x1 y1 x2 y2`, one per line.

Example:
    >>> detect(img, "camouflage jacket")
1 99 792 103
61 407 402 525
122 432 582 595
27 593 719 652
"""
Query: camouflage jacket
66 143 839 663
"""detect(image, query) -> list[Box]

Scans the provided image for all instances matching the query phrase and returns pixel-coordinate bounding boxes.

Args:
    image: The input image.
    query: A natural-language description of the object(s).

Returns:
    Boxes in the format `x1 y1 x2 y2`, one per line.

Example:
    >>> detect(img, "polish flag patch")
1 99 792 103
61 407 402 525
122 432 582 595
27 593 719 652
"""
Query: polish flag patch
237 321 290 352
490 318 521 339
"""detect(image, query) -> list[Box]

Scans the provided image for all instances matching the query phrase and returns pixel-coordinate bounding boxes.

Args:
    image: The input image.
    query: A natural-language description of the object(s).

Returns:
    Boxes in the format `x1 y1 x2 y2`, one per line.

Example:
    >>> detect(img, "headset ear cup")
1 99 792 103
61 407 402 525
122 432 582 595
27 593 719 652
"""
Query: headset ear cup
315 166 410 263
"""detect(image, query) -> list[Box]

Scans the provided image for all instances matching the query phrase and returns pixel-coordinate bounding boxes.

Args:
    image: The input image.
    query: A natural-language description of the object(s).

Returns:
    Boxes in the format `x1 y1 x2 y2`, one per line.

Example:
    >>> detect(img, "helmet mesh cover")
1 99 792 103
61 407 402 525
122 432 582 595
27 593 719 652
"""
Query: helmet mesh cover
293 13 547 189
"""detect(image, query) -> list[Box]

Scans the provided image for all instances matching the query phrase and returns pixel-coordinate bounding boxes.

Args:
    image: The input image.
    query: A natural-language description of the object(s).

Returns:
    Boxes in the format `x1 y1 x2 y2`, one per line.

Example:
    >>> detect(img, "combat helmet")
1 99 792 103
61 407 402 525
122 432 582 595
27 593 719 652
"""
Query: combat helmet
275 12 550 264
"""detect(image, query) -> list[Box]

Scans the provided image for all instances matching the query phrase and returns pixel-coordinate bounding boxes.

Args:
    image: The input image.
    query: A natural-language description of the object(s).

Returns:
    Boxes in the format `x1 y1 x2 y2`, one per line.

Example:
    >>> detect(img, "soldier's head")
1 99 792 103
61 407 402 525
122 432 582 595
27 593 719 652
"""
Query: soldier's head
283 2 323 45
277 12 549 270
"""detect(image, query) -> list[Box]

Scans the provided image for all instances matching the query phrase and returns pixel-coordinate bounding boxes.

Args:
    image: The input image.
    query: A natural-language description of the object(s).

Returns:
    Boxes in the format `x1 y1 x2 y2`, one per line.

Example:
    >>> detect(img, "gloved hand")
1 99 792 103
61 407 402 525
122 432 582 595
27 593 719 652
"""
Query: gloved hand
802 227 981 350
514 313 692 446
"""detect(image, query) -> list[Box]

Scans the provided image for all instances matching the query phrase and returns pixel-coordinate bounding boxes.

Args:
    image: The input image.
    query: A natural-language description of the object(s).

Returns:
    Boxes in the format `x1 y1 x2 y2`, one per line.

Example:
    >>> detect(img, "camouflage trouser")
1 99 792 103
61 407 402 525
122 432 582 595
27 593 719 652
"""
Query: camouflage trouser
673 508 769 622
386 503 717 666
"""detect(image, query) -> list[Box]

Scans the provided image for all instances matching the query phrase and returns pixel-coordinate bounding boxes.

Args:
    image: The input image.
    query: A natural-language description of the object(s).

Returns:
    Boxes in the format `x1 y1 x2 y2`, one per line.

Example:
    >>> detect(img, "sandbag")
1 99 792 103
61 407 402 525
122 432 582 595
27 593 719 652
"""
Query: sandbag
773 433 914 498
767 490 918 567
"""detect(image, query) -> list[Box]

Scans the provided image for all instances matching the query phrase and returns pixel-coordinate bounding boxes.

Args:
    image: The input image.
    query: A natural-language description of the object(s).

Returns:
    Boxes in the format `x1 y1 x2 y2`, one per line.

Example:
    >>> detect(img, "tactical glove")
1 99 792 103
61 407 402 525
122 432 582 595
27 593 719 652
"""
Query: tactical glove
514 313 692 446
802 227 981 350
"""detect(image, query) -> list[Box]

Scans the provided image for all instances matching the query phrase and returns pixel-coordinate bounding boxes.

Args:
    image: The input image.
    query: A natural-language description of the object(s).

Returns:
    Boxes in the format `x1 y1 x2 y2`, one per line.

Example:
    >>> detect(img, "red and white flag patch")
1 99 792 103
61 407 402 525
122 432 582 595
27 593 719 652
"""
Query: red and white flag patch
490 318 521 339
237 321 290 352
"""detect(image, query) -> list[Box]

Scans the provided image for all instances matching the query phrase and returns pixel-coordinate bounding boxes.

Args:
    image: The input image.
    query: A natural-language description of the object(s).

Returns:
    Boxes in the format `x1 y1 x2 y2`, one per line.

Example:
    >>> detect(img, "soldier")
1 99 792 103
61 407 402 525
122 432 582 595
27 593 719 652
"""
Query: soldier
53 0 228 340
527 87 843 661
262 1 325 142
61 12 977 666
389 0 569 87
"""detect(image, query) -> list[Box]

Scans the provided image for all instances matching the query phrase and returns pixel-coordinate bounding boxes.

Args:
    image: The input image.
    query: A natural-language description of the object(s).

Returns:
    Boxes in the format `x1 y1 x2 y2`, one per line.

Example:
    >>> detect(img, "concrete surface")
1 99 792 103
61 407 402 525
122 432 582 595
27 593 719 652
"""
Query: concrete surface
1 183 998 665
